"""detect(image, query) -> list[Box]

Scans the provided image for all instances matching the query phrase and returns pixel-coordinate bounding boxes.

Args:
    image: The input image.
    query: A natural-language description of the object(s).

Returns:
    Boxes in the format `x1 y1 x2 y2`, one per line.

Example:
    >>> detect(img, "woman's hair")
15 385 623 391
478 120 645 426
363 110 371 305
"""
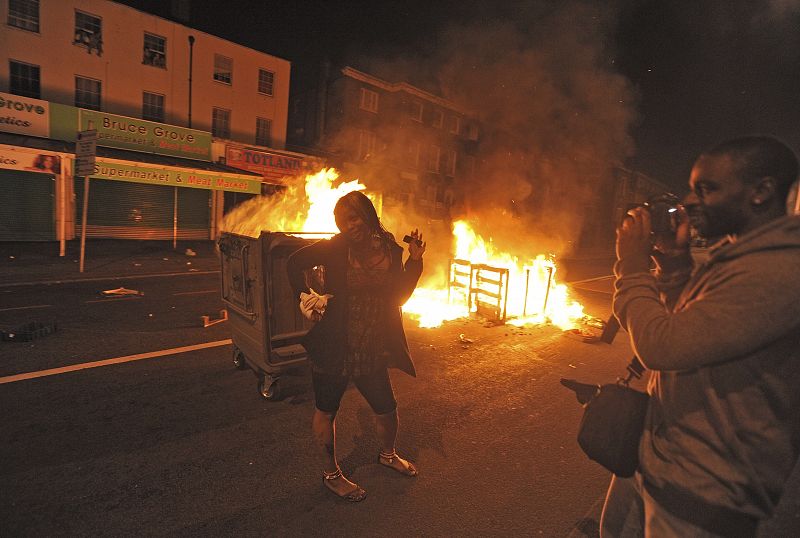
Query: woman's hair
334 191 392 240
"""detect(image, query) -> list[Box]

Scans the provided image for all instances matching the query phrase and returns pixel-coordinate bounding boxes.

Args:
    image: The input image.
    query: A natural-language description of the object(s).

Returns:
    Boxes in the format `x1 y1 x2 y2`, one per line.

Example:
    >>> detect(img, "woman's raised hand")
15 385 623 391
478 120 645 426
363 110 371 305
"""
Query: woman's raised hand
408 229 426 260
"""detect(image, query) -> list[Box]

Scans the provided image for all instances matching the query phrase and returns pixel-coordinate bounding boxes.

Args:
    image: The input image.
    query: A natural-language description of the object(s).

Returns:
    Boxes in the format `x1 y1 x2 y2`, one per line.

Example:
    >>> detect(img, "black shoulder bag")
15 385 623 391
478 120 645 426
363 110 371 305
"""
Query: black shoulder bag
561 357 649 478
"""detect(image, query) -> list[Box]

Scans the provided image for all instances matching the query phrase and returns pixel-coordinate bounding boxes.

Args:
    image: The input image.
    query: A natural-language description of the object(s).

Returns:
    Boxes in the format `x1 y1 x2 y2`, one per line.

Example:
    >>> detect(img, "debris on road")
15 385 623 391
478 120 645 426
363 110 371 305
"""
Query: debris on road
202 309 228 328
563 327 601 343
458 333 474 344
2 321 58 342
185 248 197 257
101 287 144 297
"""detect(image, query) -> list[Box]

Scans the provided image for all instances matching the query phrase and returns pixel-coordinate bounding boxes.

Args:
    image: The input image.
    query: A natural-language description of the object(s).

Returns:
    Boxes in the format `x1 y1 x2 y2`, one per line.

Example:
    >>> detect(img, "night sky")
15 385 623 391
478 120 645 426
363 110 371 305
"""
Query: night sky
117 0 800 193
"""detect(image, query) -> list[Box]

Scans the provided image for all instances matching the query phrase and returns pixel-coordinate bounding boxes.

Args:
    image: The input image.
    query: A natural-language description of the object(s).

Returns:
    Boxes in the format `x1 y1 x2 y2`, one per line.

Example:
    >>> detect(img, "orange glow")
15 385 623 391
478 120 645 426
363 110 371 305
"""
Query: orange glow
221 168 585 329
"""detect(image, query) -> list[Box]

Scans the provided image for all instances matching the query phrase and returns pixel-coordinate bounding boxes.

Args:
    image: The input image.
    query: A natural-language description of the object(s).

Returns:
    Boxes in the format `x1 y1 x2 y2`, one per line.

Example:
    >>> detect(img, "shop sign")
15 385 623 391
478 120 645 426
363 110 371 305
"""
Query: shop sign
0 92 50 138
225 146 306 182
88 159 261 194
0 144 60 174
79 110 212 161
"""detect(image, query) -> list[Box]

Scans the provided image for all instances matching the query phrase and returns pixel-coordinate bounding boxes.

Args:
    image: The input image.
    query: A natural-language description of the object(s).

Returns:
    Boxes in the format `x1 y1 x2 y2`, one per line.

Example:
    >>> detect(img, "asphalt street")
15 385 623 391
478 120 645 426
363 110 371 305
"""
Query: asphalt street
1 259 797 537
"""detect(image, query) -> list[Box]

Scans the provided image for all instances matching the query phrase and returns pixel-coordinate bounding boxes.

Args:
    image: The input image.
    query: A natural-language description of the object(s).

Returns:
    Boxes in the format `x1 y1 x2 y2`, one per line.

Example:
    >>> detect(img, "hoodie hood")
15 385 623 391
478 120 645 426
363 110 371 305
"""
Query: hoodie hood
707 215 800 265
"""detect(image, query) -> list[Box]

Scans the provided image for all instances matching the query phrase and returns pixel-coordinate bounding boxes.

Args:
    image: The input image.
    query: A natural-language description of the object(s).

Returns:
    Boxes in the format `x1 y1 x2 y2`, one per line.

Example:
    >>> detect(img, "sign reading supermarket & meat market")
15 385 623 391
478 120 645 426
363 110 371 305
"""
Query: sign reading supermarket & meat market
88 159 261 194
80 110 211 161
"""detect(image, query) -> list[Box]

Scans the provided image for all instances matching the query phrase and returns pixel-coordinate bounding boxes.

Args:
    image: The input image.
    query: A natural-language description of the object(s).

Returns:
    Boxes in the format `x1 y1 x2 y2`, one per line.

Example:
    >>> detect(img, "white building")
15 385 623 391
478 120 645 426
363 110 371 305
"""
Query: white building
0 0 312 242
1 0 290 147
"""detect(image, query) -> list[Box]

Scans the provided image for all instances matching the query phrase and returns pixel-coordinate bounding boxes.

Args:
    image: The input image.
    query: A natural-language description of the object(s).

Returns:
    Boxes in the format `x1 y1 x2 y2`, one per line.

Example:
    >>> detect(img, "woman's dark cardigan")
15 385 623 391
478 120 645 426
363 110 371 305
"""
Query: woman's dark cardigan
286 233 422 377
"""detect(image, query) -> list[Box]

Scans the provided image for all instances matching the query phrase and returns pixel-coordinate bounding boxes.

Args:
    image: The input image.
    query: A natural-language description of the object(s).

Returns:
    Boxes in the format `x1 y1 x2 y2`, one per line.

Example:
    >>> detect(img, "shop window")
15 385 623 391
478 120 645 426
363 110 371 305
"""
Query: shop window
9 60 40 99
75 76 101 110
255 117 272 146
143 33 166 68
214 54 232 85
359 88 379 113
142 92 165 123
8 0 39 33
212 107 231 139
74 10 102 56
258 69 274 96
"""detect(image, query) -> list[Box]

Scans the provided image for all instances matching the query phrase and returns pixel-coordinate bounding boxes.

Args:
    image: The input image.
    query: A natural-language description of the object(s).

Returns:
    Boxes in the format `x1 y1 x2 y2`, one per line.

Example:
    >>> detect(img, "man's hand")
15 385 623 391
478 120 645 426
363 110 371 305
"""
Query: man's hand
616 207 653 275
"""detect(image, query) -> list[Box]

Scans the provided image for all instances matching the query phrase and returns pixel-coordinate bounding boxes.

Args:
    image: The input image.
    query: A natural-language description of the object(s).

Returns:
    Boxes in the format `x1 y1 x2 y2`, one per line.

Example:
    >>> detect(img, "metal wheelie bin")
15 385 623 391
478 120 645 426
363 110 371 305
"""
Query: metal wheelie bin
218 231 317 400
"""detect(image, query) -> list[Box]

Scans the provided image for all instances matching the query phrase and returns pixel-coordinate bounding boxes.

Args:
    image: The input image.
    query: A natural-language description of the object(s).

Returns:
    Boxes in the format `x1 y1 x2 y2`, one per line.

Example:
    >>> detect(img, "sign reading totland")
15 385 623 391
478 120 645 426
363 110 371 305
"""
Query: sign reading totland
0 92 50 138
79 110 212 161
89 159 261 194
225 146 307 182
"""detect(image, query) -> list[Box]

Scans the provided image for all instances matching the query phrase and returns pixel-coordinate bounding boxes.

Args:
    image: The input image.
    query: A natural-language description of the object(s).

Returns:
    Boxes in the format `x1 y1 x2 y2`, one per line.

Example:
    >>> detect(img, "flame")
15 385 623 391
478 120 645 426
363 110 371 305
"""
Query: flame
403 220 585 329
221 168 586 330
220 168 367 238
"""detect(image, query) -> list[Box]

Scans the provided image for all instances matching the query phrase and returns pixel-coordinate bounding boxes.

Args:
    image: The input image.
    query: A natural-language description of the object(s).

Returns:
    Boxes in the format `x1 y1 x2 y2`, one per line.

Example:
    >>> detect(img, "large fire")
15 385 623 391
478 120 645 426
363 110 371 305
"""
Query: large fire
221 169 586 330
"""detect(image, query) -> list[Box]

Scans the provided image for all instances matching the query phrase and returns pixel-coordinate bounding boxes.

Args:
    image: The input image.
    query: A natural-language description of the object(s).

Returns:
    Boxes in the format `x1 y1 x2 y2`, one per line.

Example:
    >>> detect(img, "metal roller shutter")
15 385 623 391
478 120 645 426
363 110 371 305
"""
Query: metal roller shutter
75 179 209 240
0 170 55 241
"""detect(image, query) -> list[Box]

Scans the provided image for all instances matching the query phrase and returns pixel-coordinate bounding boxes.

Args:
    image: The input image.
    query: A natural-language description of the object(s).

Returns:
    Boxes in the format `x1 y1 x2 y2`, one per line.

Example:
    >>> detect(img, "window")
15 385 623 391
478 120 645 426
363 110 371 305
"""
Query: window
445 149 457 176
406 141 420 168
432 109 444 128
255 117 272 146
74 10 102 55
212 107 230 138
8 0 39 32
448 115 460 135
410 101 423 122
9 60 40 98
427 145 441 173
258 69 274 96
142 92 165 122
213 54 232 84
359 87 379 113
143 33 166 68
357 130 377 160
75 76 101 110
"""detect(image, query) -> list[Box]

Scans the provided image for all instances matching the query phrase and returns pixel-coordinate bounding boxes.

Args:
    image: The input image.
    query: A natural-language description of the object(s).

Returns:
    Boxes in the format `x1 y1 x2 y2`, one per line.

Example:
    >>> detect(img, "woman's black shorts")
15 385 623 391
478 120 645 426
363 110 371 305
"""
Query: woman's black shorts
312 368 397 415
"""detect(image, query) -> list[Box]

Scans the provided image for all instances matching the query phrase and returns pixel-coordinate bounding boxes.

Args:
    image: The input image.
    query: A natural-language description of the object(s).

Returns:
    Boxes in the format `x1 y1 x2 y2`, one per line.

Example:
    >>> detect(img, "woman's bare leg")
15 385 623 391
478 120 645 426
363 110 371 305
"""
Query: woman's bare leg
313 409 365 499
375 409 418 476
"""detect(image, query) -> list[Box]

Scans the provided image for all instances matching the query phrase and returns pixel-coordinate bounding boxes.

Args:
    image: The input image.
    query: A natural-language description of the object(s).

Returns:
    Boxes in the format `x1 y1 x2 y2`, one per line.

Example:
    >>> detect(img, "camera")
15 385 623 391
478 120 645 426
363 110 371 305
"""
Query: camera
642 193 680 235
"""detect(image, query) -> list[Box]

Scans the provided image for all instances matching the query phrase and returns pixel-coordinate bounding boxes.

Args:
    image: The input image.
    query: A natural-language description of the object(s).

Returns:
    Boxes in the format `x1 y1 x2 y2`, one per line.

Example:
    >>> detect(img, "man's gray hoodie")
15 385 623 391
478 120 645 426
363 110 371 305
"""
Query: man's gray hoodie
613 215 800 521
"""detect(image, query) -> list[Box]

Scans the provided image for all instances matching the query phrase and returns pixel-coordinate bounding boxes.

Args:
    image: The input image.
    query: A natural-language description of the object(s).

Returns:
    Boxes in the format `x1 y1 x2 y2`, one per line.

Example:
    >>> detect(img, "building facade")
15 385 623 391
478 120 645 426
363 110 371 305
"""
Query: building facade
0 0 313 242
289 65 479 222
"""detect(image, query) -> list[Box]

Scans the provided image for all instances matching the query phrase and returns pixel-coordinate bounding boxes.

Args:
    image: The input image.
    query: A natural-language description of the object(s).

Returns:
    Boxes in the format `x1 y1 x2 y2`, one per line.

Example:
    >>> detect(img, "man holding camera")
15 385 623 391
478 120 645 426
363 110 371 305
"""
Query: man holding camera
602 136 800 537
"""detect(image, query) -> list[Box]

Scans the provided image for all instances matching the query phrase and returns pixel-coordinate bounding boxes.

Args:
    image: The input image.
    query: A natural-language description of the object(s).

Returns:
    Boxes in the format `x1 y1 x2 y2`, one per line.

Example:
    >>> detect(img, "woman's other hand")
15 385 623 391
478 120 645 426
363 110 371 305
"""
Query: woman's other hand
408 229 426 260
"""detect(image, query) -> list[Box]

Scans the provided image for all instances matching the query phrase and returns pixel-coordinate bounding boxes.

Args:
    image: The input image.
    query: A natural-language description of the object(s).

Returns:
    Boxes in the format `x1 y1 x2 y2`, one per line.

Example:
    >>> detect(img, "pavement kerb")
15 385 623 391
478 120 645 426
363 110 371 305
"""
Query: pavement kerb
0 269 220 289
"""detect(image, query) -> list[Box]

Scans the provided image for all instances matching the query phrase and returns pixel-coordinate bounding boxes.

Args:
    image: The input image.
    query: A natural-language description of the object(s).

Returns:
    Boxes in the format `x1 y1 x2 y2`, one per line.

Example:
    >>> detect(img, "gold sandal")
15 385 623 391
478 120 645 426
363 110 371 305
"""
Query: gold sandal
379 450 419 477
322 468 367 502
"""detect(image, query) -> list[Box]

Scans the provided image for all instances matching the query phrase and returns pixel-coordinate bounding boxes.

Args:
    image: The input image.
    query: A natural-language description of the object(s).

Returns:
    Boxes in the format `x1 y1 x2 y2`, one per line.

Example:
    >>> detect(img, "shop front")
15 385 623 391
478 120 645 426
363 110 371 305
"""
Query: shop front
75 155 262 240
0 144 67 241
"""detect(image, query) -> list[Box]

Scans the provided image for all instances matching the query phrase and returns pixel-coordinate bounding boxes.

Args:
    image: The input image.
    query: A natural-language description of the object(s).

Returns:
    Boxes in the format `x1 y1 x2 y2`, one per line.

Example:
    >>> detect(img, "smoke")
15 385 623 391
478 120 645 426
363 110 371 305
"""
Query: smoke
349 1 638 258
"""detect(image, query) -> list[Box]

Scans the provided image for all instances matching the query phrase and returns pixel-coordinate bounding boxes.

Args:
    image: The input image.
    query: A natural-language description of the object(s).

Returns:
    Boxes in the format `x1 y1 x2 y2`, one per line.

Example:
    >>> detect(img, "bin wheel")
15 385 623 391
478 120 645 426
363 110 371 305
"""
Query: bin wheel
232 348 247 370
258 374 281 401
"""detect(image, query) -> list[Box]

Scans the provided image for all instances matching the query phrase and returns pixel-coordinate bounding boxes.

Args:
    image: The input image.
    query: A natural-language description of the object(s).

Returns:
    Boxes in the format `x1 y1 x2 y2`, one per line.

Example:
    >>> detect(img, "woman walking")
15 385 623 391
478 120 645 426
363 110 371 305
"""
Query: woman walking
287 191 425 502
